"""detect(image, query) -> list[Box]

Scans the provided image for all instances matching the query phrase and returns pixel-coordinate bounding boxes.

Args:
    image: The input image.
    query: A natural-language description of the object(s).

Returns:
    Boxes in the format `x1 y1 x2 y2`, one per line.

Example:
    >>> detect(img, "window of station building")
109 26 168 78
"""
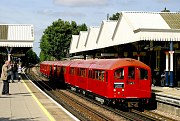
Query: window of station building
114 68 124 79
128 67 135 79
139 68 148 80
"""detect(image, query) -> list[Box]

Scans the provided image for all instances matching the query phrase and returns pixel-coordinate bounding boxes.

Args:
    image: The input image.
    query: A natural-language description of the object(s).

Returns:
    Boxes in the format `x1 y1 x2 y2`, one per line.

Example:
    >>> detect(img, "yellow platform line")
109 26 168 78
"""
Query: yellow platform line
22 80 56 121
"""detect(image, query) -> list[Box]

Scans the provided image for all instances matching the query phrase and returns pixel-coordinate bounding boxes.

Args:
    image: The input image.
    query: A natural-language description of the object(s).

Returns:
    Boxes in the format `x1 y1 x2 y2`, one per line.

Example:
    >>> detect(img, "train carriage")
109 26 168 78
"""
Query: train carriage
40 61 53 77
69 60 96 91
40 58 152 109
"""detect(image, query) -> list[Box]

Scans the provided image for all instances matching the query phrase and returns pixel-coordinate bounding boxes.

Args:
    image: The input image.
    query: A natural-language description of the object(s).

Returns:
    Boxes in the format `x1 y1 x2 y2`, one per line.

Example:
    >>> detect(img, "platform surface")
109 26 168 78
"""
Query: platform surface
0 80 50 120
0 78 78 121
152 86 180 99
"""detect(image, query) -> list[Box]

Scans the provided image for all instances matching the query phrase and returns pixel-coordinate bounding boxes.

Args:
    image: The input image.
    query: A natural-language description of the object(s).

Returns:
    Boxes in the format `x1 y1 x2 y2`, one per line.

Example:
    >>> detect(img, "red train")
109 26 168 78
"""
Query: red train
40 58 152 109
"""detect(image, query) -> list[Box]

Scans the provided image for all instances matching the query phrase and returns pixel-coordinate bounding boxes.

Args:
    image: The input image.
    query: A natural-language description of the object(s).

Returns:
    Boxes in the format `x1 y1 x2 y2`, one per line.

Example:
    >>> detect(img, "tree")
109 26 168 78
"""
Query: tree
25 49 39 65
40 19 87 61
109 12 120 20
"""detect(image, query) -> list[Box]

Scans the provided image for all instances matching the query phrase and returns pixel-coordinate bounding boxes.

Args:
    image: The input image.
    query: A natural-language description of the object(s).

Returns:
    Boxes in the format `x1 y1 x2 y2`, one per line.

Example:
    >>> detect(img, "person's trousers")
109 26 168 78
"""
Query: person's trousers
2 80 9 94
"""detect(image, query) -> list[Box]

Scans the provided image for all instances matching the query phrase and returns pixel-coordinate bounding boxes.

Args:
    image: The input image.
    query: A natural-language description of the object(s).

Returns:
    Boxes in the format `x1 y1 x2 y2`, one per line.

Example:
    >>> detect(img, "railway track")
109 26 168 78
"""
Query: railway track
26 67 114 121
26 66 177 121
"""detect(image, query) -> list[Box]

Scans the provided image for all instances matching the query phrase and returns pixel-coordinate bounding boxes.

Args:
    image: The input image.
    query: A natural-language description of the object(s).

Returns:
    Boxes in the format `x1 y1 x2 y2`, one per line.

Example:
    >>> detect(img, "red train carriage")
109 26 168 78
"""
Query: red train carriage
40 61 52 77
40 58 151 109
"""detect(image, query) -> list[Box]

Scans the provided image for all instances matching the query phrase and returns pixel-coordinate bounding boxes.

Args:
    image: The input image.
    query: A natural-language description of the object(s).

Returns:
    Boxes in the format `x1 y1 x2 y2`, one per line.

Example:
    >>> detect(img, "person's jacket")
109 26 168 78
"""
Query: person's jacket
1 64 11 81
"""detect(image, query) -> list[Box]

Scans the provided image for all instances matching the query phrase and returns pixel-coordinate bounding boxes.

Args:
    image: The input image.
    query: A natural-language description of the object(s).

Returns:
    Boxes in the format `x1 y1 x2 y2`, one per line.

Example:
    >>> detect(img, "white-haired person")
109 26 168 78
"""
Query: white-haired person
1 60 12 95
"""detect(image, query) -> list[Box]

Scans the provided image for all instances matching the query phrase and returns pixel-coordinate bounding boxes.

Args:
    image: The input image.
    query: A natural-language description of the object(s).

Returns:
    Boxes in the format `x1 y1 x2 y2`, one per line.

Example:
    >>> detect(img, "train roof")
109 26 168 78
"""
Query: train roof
40 61 58 65
71 58 150 70
40 58 150 70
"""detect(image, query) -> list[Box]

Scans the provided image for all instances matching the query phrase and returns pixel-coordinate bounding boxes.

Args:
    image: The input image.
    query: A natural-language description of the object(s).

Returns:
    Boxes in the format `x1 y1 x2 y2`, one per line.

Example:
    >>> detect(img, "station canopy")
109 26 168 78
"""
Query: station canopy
70 11 180 54
0 24 34 47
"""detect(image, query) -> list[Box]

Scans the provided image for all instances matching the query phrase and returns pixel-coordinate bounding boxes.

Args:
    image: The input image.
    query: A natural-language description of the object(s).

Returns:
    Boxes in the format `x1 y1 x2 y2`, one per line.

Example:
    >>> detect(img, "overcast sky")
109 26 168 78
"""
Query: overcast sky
0 0 180 56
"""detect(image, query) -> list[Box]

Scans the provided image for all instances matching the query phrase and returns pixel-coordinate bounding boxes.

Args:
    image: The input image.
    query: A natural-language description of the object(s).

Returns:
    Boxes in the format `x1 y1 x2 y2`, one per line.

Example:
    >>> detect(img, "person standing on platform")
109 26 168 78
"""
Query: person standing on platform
13 62 18 81
10 62 14 83
1 60 11 95
17 64 22 82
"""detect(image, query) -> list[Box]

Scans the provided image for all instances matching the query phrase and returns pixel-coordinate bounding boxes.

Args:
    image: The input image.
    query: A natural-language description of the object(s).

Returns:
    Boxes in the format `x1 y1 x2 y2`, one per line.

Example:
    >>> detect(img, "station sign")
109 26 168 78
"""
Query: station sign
12 54 25 57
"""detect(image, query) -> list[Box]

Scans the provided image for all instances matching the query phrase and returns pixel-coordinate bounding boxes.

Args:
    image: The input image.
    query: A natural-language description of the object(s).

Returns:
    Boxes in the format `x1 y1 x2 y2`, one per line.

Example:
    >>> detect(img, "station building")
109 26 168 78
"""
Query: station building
69 11 180 87
0 24 34 71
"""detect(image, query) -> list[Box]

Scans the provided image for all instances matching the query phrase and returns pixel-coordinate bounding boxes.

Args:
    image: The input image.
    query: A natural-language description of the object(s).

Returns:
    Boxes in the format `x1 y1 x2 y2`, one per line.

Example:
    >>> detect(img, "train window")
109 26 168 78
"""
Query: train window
139 68 148 80
128 67 135 79
114 68 124 79
95 70 98 79
88 70 92 78
114 82 124 88
70 67 75 75
101 71 105 81
50 66 53 75
57 66 61 77
79 68 86 77
53 66 56 71
61 66 66 74
92 70 95 79
54 66 57 73
106 72 108 82
93 70 105 81
57 66 61 73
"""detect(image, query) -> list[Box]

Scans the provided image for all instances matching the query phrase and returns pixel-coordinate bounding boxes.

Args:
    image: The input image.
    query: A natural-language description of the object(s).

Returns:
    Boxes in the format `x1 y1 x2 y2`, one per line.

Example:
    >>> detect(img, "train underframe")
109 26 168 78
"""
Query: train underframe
67 83 149 111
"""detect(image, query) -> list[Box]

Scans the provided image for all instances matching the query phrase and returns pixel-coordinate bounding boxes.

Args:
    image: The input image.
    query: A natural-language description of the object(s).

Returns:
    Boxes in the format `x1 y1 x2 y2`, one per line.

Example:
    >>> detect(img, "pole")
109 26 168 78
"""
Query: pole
165 51 169 86
6 47 12 61
169 41 174 87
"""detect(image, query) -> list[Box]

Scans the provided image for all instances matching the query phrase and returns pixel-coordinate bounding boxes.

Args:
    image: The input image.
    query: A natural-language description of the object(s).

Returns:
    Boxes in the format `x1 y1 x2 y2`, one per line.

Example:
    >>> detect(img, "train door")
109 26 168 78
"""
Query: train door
56 66 61 81
126 66 138 97
137 67 151 97
69 67 76 85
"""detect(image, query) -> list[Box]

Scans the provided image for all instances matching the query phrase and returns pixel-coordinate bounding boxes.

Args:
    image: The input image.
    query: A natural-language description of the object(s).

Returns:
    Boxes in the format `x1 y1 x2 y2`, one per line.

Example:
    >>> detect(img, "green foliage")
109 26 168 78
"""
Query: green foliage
40 19 87 61
25 49 39 65
109 12 120 20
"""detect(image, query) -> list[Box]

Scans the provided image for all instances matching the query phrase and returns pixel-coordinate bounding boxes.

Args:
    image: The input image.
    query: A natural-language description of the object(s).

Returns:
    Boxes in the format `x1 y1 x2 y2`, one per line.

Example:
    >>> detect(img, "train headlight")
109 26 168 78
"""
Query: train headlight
114 89 116 91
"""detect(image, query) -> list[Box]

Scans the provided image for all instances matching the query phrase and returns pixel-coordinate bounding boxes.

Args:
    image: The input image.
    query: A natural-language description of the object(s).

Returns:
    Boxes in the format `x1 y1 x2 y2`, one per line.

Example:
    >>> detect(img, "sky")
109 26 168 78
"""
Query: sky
0 0 180 56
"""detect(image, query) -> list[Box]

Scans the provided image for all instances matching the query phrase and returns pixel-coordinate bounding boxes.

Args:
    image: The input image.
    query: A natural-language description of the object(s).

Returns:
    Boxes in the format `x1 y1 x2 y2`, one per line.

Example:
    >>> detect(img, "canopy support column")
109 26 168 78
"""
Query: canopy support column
165 51 169 86
6 47 13 61
169 41 174 87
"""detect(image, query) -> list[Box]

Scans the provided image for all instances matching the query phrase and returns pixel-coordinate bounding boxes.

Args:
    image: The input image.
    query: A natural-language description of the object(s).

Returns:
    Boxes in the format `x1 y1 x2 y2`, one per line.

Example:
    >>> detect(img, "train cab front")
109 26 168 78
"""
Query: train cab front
112 66 151 109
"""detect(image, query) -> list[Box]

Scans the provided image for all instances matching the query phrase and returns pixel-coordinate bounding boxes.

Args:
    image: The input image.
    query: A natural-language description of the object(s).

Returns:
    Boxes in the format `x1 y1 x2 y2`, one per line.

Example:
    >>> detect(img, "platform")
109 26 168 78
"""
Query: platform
0 80 50 120
0 78 78 121
152 86 180 99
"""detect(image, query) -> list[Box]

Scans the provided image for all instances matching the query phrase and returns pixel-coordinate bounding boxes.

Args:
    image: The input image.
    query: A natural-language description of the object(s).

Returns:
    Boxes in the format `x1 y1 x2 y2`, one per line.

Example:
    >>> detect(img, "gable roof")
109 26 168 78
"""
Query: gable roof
96 20 117 49
69 35 79 53
0 24 34 47
76 31 88 52
112 11 180 45
70 11 180 54
85 26 100 51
